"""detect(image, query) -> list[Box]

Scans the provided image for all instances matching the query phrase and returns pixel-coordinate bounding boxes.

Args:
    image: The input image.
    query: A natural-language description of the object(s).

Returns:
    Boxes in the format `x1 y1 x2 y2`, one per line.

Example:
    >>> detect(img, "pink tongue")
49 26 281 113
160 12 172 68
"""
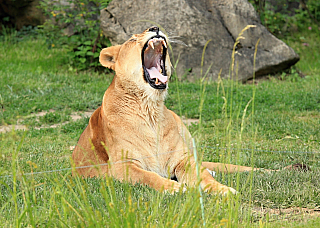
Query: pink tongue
146 67 168 84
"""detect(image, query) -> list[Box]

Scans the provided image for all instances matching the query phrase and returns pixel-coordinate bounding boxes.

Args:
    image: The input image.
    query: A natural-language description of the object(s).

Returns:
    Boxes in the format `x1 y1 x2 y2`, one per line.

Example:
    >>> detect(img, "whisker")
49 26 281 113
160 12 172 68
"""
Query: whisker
168 36 182 39
168 39 188 47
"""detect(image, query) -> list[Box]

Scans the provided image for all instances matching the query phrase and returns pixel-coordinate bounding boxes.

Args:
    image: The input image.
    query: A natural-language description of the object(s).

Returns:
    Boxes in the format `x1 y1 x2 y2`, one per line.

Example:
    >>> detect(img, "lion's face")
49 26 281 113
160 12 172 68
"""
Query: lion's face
99 26 171 95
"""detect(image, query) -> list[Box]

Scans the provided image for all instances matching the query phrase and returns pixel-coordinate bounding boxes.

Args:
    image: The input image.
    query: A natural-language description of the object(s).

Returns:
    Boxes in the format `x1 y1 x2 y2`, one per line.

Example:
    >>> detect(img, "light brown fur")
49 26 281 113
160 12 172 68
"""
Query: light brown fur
72 27 267 194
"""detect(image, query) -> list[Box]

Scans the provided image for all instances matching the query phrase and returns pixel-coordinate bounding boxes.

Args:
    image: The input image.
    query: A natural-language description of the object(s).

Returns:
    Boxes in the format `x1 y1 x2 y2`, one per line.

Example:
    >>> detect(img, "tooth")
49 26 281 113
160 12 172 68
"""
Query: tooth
149 41 154 49
159 68 162 73
155 78 159 84
162 40 167 48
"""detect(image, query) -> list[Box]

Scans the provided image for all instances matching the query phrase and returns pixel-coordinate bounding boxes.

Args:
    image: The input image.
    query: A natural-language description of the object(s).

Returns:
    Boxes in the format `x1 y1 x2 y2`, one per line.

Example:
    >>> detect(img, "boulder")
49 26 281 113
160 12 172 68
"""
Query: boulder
100 0 299 81
0 0 45 30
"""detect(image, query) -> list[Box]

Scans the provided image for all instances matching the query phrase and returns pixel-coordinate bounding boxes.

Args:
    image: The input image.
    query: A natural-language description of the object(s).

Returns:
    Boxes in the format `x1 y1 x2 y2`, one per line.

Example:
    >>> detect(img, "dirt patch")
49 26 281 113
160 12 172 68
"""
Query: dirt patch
252 206 320 222
0 110 95 134
182 117 199 126
0 124 28 133
1 110 198 133
70 111 93 121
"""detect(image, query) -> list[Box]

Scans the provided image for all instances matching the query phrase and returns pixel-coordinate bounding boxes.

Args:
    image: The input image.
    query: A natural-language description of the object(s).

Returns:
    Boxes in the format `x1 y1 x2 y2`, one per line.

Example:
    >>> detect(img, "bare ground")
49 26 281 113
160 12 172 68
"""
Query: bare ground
252 206 320 223
0 110 93 133
0 111 199 133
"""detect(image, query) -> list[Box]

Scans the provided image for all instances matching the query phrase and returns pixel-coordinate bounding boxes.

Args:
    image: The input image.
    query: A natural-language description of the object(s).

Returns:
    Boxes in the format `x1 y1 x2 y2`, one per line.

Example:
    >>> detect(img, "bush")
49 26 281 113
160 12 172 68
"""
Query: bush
0 25 41 43
249 0 320 37
39 0 112 71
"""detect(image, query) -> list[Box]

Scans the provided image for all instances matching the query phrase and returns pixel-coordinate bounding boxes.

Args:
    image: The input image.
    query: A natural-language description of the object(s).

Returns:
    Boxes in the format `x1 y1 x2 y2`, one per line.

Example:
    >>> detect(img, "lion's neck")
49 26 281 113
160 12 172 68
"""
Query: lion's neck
140 94 165 127
105 79 167 128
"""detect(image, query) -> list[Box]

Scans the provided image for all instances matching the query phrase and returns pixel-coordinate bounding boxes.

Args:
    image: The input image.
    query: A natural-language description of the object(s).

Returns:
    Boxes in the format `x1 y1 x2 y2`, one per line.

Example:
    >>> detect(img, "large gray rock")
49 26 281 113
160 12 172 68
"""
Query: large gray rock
100 0 299 81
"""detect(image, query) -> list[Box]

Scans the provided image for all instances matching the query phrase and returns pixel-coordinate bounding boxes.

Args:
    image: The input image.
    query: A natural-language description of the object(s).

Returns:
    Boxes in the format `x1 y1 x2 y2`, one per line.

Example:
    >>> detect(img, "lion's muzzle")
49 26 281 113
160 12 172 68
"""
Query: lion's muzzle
142 33 168 90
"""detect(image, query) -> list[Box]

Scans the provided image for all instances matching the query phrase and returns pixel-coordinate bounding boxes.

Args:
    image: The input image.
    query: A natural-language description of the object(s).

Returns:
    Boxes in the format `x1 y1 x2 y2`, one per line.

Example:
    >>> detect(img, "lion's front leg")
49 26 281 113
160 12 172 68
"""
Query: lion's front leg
175 159 237 195
108 162 182 193
199 168 237 195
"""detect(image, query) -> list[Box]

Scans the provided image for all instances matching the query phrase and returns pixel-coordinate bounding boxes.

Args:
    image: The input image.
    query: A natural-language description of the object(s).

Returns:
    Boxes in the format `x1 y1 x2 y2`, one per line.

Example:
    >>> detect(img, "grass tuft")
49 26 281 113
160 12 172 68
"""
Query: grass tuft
0 28 320 226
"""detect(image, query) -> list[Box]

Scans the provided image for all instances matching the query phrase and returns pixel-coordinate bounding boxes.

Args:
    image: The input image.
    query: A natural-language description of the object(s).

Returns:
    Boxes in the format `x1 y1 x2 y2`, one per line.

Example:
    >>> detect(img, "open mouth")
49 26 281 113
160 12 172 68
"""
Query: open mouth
142 35 168 90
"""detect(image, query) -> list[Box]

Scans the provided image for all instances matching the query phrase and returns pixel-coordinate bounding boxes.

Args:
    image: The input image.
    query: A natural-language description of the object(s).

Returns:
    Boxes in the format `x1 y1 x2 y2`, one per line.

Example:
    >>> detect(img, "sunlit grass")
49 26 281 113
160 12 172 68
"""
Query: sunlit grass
285 30 320 75
1 29 320 226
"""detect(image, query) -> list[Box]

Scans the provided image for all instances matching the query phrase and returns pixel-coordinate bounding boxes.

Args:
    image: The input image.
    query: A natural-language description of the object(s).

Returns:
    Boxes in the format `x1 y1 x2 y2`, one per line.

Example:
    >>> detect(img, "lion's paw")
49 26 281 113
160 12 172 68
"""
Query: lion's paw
163 180 185 194
204 183 238 195
222 187 237 195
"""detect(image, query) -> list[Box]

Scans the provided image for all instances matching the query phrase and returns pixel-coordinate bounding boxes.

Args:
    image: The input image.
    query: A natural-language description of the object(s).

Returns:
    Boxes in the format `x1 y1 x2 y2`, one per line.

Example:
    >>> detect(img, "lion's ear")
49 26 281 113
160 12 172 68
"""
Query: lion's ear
99 45 121 70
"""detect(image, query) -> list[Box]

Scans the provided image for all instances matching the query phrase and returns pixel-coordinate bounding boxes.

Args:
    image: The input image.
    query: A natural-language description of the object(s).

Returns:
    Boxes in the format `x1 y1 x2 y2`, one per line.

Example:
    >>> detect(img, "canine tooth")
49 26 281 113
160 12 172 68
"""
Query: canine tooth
155 78 159 84
159 68 162 73
162 40 167 48
149 41 154 49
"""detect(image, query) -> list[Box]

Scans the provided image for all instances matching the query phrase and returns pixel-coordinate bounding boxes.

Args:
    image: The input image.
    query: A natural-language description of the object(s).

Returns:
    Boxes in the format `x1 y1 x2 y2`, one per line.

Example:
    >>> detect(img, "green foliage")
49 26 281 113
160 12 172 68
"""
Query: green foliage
249 0 320 37
285 31 320 76
0 25 41 43
0 38 109 125
262 8 288 35
309 0 320 21
1 31 320 227
279 67 301 82
39 112 70 125
39 0 112 71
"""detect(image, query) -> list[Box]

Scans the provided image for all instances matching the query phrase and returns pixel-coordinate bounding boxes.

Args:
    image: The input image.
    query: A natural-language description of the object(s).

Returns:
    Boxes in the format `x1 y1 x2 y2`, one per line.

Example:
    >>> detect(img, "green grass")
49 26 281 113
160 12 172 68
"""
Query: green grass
0 38 109 125
285 29 320 76
0 30 320 227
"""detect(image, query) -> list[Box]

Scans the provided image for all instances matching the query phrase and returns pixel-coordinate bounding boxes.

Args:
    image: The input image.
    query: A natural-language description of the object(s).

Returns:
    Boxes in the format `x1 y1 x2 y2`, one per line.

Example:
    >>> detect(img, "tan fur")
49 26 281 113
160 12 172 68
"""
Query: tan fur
72 27 264 194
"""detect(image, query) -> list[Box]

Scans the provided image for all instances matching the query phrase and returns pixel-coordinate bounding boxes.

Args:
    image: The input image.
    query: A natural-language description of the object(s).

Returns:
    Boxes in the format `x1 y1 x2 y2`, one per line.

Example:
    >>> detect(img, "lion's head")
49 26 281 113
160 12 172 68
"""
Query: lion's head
99 26 172 97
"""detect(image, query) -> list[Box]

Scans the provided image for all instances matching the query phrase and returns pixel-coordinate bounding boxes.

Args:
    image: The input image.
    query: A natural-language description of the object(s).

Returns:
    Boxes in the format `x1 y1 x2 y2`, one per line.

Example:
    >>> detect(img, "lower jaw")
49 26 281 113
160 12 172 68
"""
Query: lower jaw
143 66 167 90
148 82 167 90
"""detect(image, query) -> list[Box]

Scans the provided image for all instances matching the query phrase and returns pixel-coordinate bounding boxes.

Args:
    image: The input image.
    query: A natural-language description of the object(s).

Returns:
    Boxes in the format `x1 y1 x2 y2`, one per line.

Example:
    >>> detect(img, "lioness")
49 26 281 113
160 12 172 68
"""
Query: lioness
72 26 263 194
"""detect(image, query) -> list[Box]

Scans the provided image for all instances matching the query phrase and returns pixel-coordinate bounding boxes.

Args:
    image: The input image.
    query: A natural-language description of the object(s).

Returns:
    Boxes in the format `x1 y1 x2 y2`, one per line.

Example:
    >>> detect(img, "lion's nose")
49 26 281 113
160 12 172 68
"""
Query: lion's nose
148 26 159 34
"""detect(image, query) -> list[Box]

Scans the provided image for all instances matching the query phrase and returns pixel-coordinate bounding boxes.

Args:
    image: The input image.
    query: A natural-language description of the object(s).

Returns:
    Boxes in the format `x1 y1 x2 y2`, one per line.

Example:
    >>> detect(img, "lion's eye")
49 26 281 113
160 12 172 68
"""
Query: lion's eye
148 26 159 33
